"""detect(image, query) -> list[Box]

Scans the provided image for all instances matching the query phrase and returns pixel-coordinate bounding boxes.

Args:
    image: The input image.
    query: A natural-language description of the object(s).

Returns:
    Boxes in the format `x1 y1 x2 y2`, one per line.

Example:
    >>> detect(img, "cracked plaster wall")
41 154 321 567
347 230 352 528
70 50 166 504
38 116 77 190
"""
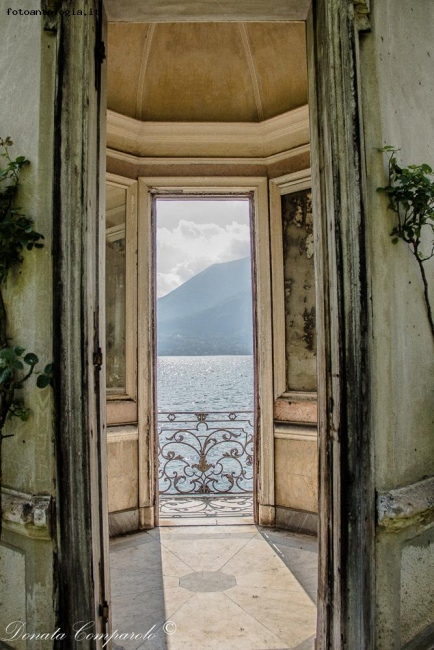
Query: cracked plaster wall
0 1 56 644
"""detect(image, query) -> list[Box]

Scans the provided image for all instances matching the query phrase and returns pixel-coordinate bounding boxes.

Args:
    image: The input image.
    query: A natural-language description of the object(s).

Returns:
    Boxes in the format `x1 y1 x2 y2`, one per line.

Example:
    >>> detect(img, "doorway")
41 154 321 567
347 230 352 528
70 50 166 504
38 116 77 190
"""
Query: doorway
104 13 316 648
154 196 255 523
136 177 275 531
53 1 375 647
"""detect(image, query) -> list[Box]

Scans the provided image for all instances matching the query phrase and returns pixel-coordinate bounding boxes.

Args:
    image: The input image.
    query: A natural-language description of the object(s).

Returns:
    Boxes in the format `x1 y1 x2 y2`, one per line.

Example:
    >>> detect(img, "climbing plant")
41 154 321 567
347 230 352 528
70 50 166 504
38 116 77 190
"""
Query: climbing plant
378 146 434 339
0 136 52 535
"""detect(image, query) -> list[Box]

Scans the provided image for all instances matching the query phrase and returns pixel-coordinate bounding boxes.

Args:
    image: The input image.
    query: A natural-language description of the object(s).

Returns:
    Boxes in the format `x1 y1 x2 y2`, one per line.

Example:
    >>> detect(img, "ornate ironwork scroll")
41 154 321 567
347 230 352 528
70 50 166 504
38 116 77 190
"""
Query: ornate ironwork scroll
159 495 253 518
158 411 254 495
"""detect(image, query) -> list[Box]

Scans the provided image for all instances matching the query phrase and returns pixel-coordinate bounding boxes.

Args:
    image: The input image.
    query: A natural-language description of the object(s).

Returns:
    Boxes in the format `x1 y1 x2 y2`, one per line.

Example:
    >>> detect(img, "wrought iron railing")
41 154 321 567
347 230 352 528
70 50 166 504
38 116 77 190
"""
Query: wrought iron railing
158 411 254 496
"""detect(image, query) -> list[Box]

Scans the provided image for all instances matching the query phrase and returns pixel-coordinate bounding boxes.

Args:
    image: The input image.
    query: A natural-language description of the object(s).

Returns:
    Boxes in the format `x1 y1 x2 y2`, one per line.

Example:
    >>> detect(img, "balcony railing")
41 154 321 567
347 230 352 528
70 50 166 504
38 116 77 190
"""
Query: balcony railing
158 411 254 496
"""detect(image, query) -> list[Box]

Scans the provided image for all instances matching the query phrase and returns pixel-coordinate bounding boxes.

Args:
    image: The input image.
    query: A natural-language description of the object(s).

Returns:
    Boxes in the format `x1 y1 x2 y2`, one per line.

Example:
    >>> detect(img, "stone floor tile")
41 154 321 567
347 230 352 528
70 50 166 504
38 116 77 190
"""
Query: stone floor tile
110 545 192 596
235 567 310 593
139 591 288 650
158 534 254 573
224 584 316 648
111 587 195 649
216 516 255 525
258 529 318 553
110 525 318 650
292 634 316 650
157 524 258 537
160 517 218 527
221 535 288 576
111 532 156 552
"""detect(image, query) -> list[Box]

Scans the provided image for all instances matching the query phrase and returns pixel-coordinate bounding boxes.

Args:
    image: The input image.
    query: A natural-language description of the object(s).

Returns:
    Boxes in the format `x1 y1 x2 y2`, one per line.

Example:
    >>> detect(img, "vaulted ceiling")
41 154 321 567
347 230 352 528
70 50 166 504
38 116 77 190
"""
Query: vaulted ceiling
107 22 308 124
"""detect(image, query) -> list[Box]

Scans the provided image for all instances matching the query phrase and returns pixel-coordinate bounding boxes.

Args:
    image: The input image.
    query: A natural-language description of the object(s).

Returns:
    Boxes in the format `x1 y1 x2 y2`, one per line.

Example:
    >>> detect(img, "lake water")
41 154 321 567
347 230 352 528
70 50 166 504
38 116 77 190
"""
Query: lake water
157 356 255 496
157 355 254 412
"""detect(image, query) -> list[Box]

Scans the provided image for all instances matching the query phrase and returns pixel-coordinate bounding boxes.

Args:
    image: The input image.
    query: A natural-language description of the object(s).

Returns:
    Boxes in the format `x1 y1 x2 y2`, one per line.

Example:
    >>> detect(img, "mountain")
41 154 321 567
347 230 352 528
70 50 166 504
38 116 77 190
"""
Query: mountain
157 257 253 355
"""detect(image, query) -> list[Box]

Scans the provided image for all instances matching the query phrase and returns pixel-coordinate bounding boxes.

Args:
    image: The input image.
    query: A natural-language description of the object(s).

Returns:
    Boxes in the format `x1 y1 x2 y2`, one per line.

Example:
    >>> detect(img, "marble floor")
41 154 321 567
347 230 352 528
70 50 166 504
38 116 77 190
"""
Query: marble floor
110 524 318 650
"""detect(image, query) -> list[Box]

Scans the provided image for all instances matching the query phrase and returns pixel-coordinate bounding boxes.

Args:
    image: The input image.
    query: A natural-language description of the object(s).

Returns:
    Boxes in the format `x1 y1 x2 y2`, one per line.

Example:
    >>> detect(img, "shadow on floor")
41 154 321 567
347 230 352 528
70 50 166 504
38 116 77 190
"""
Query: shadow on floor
110 524 318 650
110 529 169 650
257 527 318 604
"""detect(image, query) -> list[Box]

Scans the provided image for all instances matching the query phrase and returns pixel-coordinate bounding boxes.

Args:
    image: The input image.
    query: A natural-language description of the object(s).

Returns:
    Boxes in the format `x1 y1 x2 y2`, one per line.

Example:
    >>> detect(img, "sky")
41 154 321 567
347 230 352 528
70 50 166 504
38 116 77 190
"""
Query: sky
156 199 251 297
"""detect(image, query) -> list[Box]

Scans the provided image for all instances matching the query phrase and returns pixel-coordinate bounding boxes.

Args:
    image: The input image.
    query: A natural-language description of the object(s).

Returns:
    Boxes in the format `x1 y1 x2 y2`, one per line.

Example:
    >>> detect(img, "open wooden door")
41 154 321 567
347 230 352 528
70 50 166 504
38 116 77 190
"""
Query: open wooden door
307 1 375 648
53 0 111 644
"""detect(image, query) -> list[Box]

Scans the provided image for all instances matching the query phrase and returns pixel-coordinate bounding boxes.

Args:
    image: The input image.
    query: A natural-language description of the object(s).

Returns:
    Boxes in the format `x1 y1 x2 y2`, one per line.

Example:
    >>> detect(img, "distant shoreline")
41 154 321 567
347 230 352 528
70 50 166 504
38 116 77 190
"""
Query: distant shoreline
157 352 253 357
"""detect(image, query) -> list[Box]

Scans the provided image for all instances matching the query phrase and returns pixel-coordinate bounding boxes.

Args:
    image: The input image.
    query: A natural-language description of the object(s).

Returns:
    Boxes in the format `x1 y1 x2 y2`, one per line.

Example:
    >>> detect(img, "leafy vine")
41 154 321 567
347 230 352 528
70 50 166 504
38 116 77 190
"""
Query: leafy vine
378 146 434 339
0 137 52 535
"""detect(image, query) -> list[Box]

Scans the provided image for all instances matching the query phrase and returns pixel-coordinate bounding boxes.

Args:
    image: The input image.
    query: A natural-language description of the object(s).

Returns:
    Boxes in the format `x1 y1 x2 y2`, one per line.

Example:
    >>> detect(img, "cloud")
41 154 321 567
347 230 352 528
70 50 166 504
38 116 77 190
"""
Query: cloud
156 201 251 297
157 199 249 229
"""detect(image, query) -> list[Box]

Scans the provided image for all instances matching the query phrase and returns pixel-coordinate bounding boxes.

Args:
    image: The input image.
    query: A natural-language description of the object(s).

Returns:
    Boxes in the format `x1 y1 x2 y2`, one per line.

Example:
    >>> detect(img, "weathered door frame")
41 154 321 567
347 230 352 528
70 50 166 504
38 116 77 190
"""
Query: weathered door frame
138 176 274 527
53 0 374 647
52 0 111 644
307 2 374 648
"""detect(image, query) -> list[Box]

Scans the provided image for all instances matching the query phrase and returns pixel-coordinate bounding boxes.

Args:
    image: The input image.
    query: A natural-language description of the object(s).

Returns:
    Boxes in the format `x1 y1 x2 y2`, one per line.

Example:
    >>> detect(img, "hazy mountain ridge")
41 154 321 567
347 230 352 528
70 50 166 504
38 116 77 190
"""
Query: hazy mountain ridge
157 257 253 355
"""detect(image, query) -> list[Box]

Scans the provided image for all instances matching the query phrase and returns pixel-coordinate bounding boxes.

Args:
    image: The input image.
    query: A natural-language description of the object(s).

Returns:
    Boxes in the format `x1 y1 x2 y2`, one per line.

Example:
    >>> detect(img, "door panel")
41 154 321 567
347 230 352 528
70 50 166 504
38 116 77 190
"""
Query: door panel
53 0 111 643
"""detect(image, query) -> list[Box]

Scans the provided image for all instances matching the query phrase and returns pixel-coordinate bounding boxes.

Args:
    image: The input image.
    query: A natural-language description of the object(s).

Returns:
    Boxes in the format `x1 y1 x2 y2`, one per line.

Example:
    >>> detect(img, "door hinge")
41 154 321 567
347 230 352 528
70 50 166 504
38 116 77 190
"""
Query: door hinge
99 601 109 623
93 348 103 371
95 40 106 65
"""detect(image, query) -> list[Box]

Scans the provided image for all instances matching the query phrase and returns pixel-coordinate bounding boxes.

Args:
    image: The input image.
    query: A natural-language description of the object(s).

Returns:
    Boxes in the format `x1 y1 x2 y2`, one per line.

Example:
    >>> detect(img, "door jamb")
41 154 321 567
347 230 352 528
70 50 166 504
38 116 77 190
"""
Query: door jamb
138 176 275 527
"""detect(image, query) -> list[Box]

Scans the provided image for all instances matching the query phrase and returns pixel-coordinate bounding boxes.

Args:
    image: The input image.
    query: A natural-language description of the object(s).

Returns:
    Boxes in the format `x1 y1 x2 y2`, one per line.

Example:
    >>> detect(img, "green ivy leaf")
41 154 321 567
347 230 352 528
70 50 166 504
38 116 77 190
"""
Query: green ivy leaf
0 348 16 362
36 375 50 389
23 352 39 366
0 368 12 383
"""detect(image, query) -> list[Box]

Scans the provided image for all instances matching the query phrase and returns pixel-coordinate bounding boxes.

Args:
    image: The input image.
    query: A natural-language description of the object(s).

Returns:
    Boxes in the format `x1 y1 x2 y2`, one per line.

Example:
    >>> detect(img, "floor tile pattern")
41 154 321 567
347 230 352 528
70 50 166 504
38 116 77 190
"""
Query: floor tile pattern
110 525 317 650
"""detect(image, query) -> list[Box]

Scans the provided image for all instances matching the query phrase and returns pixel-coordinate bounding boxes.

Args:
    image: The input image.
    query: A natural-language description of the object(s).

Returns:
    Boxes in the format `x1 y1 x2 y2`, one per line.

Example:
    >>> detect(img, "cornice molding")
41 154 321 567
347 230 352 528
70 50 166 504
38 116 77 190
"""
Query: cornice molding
270 170 312 194
107 106 310 159
105 0 311 23
106 143 310 169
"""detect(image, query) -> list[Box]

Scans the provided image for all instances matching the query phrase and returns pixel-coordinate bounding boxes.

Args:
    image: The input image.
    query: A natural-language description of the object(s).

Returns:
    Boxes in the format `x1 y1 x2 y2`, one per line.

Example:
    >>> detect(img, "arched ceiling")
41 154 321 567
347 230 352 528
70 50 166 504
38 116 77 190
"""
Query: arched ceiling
107 22 308 123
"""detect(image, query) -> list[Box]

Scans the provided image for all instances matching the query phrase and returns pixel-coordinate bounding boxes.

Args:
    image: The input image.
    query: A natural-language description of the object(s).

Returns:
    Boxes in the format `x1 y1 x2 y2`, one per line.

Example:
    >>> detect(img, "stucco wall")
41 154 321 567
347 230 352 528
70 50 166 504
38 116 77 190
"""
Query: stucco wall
364 0 434 494
0 544 26 650
0 1 56 644
360 1 434 646
1 4 55 497
400 530 434 645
